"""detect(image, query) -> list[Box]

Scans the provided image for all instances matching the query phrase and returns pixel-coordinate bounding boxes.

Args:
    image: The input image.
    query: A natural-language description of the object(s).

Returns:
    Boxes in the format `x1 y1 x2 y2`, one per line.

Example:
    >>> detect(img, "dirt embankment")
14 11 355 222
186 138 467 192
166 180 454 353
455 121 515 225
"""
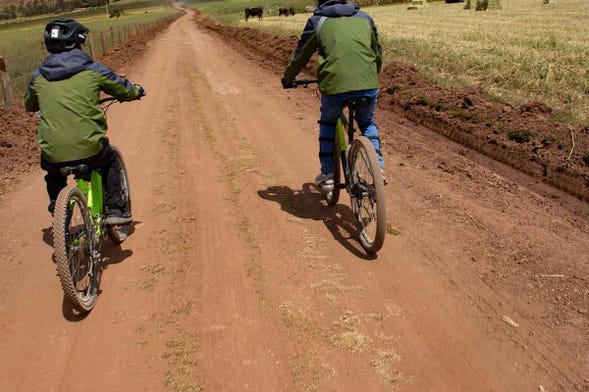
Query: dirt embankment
1 8 588 203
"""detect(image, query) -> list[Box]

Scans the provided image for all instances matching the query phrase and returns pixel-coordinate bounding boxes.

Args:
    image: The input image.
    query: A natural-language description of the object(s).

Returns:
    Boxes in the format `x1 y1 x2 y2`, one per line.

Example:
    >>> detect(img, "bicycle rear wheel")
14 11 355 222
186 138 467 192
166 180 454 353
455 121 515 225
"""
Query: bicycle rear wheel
53 185 99 312
107 146 132 244
325 131 342 206
348 136 386 254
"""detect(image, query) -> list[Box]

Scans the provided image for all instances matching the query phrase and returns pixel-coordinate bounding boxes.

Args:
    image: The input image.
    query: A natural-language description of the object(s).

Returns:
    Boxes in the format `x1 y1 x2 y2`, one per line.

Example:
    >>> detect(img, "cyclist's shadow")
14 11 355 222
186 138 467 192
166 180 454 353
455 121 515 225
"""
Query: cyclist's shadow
257 184 374 259
41 225 134 266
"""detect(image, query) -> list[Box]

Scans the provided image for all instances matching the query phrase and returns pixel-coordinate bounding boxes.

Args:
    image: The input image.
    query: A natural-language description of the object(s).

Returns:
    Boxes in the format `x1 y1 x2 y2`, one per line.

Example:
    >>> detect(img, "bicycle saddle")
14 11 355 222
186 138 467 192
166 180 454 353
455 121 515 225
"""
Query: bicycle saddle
59 164 90 179
343 97 370 109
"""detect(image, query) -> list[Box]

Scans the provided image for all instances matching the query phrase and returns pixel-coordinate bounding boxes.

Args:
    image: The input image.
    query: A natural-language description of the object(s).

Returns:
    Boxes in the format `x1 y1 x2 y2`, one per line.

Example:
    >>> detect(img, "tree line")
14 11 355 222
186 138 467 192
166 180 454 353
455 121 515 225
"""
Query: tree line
0 0 108 20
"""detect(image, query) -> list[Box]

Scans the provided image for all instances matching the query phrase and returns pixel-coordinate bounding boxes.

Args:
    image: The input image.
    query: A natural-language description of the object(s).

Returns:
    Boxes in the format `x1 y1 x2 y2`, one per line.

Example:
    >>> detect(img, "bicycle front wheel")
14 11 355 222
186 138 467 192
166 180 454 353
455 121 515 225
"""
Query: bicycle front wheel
348 136 386 254
107 146 132 244
53 185 99 312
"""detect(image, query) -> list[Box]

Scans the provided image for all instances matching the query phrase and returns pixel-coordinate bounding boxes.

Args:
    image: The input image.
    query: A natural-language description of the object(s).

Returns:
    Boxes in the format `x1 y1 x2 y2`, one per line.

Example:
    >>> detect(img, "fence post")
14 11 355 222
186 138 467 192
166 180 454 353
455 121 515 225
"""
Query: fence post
0 57 14 105
100 31 106 56
87 33 96 58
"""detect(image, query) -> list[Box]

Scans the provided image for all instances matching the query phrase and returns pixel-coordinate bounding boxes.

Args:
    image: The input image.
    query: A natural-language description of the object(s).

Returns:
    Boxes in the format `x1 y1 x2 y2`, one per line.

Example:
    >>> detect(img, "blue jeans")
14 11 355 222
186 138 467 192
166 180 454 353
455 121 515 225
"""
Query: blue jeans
318 89 384 175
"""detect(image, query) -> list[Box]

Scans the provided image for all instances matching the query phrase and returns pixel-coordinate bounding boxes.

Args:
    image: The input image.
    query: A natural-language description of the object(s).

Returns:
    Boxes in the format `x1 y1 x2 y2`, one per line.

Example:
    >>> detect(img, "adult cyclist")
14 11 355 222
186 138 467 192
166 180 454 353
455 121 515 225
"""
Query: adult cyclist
24 19 145 224
281 0 385 191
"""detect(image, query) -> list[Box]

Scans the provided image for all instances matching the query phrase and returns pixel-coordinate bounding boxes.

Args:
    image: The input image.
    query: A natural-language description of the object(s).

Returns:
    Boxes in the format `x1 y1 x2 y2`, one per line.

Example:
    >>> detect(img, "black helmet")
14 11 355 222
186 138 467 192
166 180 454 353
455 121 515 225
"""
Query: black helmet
44 19 89 54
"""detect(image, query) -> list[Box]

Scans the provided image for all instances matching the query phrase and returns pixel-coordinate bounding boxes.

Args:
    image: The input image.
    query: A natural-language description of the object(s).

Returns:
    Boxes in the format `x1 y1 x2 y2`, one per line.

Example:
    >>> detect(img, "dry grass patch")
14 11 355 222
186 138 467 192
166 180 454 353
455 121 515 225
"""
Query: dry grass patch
253 0 589 124
369 0 589 123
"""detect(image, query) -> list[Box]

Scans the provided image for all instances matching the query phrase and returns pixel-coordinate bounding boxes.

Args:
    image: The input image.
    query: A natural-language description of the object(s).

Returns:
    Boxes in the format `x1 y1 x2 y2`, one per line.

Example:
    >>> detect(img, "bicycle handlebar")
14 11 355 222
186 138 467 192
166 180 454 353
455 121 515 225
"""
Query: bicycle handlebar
284 79 319 89
99 85 146 104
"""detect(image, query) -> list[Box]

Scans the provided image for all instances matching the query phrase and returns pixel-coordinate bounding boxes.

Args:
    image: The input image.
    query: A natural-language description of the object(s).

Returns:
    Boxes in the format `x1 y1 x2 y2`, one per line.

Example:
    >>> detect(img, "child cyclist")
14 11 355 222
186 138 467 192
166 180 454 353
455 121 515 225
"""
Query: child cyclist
281 0 385 190
24 19 145 224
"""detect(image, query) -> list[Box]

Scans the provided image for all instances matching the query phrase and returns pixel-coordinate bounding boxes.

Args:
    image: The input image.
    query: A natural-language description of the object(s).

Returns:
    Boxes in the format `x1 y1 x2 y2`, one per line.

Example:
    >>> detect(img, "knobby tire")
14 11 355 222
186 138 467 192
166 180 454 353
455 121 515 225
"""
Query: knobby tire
107 146 132 244
53 185 99 312
348 136 386 254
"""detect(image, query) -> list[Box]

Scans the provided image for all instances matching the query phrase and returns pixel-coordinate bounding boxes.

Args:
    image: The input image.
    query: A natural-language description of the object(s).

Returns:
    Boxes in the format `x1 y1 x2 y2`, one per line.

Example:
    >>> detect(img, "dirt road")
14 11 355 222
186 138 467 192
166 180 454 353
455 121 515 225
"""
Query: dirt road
1 10 587 392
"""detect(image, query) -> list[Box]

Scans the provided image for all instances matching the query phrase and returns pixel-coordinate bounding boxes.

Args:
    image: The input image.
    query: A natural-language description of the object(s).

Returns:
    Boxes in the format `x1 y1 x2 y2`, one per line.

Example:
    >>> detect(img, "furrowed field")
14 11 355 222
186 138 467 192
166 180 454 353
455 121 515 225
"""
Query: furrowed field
188 0 589 124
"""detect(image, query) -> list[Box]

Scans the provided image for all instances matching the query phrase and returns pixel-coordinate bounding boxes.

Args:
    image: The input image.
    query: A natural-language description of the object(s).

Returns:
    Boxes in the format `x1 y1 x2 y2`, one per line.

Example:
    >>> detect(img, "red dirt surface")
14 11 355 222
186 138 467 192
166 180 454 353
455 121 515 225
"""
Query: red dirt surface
0 7 587 392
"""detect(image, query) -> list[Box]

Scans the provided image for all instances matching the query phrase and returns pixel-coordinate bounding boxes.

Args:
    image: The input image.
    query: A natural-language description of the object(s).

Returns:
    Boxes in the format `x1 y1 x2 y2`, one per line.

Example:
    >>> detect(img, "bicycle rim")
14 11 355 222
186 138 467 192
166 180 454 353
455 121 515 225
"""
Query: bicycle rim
53 186 99 312
348 136 386 254
107 146 132 244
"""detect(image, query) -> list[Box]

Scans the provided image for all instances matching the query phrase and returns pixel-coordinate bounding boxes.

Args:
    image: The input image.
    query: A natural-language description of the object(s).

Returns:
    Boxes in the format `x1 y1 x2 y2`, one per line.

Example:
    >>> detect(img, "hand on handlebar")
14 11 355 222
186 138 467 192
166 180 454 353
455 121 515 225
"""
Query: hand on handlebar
281 78 297 89
281 78 319 89
134 84 146 99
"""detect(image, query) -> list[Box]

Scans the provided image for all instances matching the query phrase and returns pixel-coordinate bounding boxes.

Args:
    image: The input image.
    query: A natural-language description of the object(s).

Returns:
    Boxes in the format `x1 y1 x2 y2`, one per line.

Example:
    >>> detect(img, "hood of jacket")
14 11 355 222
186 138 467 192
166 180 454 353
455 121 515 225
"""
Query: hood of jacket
314 0 359 17
38 48 93 82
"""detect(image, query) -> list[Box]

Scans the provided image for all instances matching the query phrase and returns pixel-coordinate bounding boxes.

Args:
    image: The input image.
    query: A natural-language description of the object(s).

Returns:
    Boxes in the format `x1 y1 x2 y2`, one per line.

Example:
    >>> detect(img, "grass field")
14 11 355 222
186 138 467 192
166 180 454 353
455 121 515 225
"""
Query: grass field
181 0 313 24
186 0 589 124
0 0 178 100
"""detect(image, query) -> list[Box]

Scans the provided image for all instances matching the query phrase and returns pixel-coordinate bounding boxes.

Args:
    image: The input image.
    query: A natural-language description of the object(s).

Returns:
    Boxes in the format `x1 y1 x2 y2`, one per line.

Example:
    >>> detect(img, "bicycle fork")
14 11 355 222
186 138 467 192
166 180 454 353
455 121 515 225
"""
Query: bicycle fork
336 108 364 196
336 113 351 190
75 173 104 288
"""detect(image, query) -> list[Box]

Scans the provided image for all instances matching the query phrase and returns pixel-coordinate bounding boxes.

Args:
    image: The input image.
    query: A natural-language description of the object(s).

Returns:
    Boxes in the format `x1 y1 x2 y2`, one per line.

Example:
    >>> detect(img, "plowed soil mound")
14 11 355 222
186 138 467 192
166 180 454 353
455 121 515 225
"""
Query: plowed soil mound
1 9 588 203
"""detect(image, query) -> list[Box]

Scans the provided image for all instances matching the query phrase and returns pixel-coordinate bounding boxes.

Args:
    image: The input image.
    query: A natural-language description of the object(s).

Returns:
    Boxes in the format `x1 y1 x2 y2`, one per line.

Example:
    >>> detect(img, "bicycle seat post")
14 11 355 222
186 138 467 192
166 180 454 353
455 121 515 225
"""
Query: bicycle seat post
347 104 355 144
343 97 369 143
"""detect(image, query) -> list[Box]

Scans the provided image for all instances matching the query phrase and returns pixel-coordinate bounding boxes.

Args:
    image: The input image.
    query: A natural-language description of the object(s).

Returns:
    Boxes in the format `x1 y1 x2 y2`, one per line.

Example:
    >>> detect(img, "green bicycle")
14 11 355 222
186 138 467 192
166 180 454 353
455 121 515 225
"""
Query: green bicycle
53 97 132 312
290 79 386 254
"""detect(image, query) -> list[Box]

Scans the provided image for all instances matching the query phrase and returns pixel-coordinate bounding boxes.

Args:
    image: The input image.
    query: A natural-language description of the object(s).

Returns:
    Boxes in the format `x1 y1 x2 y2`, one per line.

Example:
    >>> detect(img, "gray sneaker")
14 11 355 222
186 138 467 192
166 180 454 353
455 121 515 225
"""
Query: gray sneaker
104 209 132 225
315 173 334 191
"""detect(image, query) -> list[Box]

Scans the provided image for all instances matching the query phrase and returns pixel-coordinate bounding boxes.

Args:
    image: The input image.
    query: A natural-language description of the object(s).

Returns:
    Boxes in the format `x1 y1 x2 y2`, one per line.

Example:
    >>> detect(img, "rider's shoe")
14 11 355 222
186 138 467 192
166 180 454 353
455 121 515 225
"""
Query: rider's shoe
105 209 133 225
315 173 334 192
109 229 128 242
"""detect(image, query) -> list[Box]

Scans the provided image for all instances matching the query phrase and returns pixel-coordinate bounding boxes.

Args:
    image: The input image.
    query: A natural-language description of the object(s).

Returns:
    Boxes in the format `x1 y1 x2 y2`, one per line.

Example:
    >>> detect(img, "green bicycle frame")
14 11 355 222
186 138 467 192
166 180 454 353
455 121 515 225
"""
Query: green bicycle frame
75 170 104 241
335 114 351 179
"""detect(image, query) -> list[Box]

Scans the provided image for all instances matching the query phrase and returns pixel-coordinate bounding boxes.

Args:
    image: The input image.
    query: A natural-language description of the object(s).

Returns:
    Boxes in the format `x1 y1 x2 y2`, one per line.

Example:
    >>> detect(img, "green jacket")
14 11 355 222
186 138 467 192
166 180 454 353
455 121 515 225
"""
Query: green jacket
282 0 382 95
24 49 142 163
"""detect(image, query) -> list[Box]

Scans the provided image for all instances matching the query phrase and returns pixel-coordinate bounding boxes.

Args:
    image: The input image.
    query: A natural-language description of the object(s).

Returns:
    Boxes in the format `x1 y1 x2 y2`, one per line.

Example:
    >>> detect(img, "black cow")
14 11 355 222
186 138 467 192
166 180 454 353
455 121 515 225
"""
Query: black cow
244 7 263 21
289 7 295 15
279 7 289 16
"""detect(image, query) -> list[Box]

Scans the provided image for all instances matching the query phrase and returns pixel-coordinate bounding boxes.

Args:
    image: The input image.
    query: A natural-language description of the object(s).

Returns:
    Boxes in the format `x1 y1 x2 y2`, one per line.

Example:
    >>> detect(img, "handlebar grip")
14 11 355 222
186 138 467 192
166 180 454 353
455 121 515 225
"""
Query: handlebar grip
297 79 319 85
293 79 319 88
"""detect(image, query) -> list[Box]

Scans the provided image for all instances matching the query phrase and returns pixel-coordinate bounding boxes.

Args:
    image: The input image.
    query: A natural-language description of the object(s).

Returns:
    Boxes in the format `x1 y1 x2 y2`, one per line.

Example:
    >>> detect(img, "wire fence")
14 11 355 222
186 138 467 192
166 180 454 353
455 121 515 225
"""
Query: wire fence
0 16 176 106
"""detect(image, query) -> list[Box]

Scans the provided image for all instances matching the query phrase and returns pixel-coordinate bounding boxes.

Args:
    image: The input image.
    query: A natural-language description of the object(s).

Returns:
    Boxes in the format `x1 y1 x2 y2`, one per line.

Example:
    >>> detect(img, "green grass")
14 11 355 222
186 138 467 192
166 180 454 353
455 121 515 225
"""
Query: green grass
0 0 178 100
187 0 589 124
